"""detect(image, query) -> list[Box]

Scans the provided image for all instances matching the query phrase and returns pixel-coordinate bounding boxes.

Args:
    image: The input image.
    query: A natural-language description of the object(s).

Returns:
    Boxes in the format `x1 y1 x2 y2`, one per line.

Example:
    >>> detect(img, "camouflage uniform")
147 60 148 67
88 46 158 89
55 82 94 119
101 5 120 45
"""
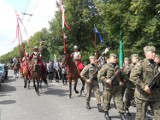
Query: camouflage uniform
98 53 126 120
80 56 103 112
123 54 138 114
130 46 160 120
121 57 130 96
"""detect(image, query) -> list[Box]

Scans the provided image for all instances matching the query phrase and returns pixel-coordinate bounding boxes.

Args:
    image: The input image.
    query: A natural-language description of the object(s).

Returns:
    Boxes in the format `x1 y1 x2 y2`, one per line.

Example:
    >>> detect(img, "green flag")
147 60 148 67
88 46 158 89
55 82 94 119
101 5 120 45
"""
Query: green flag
119 30 124 68
50 52 53 60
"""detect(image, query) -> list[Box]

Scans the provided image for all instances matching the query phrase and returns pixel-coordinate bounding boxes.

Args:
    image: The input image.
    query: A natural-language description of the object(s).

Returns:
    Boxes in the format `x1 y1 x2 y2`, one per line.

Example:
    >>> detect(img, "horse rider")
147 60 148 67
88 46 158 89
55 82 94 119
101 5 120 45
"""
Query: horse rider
29 46 46 73
20 52 31 78
12 57 17 68
71 45 84 72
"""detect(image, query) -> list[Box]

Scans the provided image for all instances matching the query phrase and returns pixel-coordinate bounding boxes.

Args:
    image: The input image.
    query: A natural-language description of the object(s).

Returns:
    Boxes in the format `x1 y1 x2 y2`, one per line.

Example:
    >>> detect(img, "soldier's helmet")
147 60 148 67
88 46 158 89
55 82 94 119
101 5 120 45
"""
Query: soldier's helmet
74 45 78 50
34 46 39 51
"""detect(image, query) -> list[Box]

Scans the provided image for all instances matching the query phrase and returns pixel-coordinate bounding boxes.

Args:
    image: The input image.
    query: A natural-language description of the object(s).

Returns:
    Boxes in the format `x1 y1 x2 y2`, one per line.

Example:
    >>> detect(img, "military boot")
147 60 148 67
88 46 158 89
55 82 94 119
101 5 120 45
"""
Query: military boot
97 104 104 112
86 102 91 110
145 109 154 119
126 108 131 116
104 111 111 120
120 113 126 120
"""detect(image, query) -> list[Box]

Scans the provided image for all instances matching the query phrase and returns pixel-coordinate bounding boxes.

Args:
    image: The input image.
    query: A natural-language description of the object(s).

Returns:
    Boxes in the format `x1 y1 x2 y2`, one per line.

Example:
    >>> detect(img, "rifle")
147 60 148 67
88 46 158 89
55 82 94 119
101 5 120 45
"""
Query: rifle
110 69 121 81
148 72 160 89
109 69 122 85
89 69 98 81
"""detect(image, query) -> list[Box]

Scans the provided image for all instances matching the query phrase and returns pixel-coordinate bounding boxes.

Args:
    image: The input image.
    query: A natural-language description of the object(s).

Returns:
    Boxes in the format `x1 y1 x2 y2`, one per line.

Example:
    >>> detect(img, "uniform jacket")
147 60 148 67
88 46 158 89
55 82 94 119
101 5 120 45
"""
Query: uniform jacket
130 58 160 101
123 63 135 89
98 63 123 89
80 64 98 84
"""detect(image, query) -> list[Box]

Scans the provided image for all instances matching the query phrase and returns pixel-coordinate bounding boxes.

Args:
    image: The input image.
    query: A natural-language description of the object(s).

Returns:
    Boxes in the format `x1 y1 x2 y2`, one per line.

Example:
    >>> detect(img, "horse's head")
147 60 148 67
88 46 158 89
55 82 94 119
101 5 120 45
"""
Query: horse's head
61 54 70 66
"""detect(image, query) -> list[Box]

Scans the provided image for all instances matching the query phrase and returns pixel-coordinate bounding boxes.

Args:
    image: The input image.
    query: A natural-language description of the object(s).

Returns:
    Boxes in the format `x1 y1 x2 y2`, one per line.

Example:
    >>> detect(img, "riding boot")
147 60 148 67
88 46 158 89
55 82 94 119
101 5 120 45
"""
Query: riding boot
97 104 104 112
86 102 91 110
120 113 126 120
126 107 131 116
104 111 111 120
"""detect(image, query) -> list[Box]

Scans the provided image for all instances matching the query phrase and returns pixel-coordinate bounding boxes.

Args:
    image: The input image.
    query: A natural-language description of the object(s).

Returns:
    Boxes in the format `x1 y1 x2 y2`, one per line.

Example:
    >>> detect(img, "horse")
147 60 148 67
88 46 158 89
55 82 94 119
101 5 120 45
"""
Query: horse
13 60 21 78
30 56 48 95
21 60 31 89
61 54 85 98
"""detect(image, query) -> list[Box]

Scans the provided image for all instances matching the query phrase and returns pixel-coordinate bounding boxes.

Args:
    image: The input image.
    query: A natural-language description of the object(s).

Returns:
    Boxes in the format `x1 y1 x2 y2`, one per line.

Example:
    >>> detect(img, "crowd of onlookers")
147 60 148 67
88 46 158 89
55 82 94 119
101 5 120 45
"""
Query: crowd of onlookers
45 59 67 85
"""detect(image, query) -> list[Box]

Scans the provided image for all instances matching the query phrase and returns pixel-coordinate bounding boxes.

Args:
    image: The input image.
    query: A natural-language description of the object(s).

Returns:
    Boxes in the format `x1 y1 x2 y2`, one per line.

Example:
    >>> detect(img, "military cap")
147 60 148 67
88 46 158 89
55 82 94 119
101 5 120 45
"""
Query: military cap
143 46 155 52
131 54 139 59
124 57 129 61
89 55 96 59
155 54 160 59
109 53 117 58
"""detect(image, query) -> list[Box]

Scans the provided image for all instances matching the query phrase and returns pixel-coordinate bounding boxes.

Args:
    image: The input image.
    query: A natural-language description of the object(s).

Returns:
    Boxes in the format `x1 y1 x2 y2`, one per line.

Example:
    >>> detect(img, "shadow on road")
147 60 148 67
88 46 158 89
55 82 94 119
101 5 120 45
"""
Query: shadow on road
0 84 16 92
0 100 16 105
44 87 69 97
2 77 16 83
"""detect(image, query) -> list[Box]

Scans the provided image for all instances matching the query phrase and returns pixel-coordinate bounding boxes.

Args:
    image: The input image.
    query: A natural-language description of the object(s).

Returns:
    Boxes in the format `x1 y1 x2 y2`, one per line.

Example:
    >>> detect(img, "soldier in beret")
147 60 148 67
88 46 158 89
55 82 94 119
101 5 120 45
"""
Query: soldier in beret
130 46 160 120
80 56 103 112
98 53 126 120
123 54 139 116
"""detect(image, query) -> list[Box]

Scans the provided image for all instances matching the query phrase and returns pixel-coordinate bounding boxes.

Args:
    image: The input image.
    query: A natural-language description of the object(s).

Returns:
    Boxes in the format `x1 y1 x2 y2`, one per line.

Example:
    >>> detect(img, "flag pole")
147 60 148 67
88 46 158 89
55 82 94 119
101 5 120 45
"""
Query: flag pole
119 30 124 68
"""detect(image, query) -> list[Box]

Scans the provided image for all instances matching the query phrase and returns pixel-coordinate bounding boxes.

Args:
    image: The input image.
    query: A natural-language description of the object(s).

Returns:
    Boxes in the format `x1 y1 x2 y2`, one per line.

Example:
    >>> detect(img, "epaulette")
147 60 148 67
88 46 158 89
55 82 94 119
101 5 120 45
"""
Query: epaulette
135 60 143 67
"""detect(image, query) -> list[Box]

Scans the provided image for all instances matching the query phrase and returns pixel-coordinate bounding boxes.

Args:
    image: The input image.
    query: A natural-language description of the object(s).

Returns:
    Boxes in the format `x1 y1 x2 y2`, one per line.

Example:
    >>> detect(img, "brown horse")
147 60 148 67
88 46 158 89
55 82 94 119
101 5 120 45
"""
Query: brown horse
22 60 31 89
30 56 48 95
61 54 85 98
13 60 21 78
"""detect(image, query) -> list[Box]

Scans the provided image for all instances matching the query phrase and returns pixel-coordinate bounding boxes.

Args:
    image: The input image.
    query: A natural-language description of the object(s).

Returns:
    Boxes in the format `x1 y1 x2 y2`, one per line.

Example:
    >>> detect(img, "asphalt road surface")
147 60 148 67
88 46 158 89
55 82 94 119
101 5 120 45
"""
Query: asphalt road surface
0 70 137 120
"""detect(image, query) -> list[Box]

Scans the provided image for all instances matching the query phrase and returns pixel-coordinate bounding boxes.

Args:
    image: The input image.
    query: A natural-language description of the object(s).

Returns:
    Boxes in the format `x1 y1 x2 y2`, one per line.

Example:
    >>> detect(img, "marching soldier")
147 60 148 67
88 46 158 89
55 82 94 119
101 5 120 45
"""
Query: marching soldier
80 56 103 112
123 54 139 116
130 46 160 120
98 53 126 120
154 54 160 67
123 57 130 67
121 57 130 98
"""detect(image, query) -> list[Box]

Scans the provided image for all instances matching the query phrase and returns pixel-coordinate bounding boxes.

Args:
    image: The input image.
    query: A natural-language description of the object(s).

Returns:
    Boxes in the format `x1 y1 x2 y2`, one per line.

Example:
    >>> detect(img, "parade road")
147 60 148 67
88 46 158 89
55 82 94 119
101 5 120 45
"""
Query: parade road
0 70 137 120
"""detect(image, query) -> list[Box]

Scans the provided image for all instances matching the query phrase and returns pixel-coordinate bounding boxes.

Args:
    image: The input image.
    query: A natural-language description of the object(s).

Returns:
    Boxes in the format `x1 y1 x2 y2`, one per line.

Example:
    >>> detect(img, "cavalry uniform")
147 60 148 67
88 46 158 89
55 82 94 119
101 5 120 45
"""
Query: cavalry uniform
130 46 160 120
80 56 103 112
20 54 31 79
98 53 126 120
71 45 84 72
29 46 46 73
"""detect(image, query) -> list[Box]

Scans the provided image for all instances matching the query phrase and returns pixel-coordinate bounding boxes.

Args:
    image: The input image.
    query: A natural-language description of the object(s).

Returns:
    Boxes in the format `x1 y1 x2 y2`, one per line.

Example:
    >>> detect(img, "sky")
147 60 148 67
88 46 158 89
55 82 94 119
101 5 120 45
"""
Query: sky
0 0 57 56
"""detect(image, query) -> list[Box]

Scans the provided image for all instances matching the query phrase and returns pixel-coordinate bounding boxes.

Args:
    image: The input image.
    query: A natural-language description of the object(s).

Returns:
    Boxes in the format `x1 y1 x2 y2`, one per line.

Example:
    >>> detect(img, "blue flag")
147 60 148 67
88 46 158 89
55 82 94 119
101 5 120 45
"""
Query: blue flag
94 26 103 43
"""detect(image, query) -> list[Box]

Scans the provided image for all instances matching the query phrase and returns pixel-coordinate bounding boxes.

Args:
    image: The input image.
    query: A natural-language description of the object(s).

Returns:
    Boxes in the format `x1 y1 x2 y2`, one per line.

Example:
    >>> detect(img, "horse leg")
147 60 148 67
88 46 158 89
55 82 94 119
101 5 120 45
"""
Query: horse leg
69 80 72 98
33 79 38 95
28 80 30 89
39 78 42 91
74 79 79 94
80 77 85 95
24 76 27 88
36 79 40 95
